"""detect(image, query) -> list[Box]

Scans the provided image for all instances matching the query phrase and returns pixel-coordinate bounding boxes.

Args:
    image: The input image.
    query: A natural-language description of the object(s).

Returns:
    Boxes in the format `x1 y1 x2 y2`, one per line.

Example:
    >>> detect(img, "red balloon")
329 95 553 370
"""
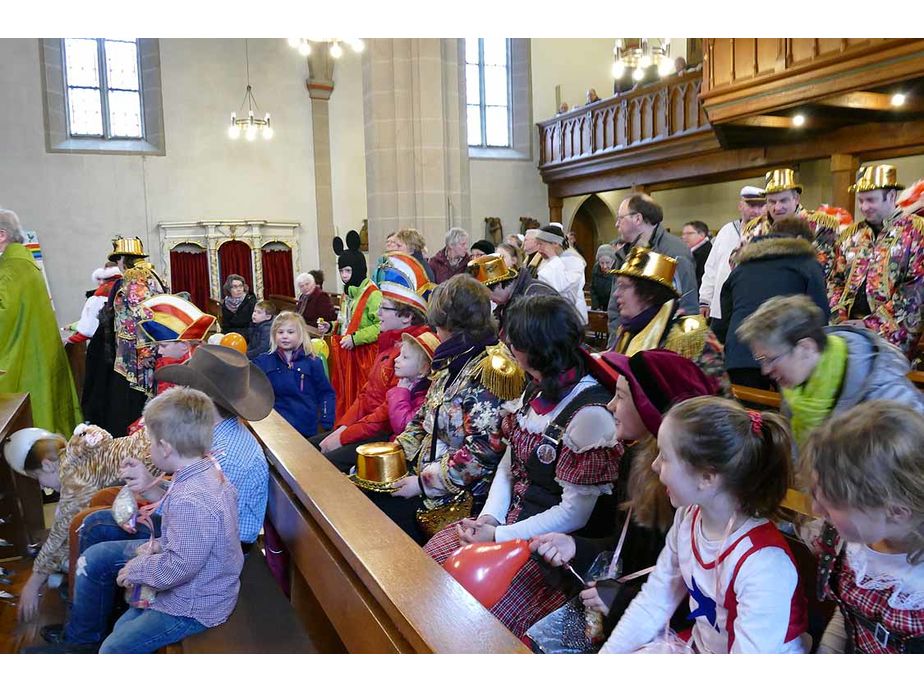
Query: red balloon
444 539 531 609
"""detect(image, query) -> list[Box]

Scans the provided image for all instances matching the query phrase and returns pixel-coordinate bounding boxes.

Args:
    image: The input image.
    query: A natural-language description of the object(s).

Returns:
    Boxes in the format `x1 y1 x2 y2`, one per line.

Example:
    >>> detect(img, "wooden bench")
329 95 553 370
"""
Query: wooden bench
245 412 529 653
585 309 609 351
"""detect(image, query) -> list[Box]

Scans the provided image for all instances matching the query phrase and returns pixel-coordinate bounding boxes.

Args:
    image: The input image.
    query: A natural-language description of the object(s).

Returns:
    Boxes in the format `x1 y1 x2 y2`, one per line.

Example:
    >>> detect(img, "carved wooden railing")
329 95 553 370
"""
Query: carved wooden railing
537 69 709 170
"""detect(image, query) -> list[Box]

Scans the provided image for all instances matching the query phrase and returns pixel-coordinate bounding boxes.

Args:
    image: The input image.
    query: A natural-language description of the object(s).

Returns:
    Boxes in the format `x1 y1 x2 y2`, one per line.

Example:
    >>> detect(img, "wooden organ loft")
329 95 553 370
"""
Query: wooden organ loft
537 38 924 227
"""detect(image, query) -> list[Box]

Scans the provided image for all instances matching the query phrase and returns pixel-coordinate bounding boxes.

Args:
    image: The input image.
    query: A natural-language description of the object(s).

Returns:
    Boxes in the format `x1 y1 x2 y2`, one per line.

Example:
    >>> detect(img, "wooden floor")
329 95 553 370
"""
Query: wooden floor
0 557 67 654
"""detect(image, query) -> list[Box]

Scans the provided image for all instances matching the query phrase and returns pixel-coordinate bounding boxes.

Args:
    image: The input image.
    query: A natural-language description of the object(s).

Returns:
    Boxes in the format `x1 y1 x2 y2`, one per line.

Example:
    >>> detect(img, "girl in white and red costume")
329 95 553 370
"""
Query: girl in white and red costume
600 396 808 654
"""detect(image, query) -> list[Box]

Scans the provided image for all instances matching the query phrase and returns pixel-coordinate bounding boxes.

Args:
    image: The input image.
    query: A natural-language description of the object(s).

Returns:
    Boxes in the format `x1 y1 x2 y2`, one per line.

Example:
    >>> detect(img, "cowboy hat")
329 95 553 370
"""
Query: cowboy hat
156 344 274 421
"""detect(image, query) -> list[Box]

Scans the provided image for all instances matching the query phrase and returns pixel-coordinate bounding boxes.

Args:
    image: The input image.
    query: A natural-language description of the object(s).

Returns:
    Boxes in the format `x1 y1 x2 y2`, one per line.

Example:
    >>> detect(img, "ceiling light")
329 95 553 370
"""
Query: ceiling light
792 114 806 127
892 93 907 107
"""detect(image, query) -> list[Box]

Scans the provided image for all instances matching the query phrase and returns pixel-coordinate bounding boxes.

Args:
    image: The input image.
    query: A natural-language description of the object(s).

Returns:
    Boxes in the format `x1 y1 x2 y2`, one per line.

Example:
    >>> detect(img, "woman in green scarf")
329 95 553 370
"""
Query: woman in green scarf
736 294 924 450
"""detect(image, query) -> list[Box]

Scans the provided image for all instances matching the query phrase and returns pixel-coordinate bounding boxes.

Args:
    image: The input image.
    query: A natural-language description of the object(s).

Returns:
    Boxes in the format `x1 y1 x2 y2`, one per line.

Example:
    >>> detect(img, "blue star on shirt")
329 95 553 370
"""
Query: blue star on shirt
687 575 720 631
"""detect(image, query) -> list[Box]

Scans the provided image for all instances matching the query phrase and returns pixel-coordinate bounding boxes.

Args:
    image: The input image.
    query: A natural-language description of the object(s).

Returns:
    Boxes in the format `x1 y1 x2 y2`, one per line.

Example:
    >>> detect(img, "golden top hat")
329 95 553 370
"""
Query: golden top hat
466 254 517 287
610 247 679 296
349 441 408 493
849 164 904 193
764 168 803 195
108 236 148 261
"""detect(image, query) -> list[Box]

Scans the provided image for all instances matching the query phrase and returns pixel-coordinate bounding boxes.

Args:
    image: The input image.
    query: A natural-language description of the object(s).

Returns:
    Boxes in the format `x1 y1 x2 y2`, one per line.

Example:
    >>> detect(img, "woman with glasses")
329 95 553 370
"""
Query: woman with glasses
736 293 924 451
718 216 830 390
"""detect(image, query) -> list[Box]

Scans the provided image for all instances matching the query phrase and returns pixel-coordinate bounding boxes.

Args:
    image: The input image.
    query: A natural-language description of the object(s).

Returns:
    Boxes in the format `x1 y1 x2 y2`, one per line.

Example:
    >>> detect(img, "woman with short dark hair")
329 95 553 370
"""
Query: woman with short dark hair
423 294 622 637
220 273 256 342
377 274 522 544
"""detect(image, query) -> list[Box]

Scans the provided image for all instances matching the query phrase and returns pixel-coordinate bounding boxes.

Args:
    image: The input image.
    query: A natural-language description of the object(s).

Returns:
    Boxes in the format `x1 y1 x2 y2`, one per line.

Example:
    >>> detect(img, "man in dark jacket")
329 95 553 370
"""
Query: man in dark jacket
466 254 557 336
718 217 830 389
606 194 698 344
681 220 712 290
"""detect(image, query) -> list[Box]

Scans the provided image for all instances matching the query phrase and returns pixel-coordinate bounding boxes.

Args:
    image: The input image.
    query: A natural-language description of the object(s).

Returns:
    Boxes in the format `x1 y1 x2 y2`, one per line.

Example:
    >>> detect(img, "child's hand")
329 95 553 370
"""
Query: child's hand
341 335 355 350
397 377 417 390
580 582 610 617
121 457 155 494
317 320 331 334
457 515 499 545
319 426 347 453
116 563 135 588
529 532 577 567
390 475 421 498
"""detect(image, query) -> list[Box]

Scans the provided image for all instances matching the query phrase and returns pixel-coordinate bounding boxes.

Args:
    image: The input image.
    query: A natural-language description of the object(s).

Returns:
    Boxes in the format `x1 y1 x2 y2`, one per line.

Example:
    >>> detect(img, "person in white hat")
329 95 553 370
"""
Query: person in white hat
698 186 766 333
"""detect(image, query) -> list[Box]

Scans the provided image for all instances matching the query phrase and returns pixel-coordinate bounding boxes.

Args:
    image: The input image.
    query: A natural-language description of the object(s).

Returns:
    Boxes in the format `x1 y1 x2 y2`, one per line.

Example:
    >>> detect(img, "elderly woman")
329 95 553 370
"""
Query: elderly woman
428 227 470 283
719 216 830 390
610 247 729 393
737 293 924 449
384 227 436 282
371 274 523 545
423 294 623 636
220 273 256 343
591 244 617 310
295 270 337 328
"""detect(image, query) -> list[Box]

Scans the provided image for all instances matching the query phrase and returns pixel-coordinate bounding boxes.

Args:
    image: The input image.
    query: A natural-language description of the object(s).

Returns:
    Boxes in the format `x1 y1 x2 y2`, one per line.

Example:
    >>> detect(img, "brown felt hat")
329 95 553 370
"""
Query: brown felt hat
156 345 274 421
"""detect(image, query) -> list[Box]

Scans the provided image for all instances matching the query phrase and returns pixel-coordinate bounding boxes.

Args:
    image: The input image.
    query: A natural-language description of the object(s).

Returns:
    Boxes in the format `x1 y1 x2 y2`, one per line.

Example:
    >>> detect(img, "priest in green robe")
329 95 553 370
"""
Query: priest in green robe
0 208 82 437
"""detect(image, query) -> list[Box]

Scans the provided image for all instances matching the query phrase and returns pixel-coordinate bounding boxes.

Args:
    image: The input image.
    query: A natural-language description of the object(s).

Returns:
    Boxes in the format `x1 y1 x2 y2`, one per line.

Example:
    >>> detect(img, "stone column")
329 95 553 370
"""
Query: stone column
361 39 471 262
307 48 338 284
830 153 859 214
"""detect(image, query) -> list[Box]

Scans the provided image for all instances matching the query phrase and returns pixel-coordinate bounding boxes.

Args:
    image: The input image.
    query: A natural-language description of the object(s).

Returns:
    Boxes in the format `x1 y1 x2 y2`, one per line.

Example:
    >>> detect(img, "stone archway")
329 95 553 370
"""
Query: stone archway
568 194 617 284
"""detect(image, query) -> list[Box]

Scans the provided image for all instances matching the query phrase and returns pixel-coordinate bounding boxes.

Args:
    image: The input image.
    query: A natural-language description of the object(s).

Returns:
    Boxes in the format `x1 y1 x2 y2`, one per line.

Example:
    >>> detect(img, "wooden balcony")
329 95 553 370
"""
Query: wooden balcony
537 69 722 196
537 39 924 206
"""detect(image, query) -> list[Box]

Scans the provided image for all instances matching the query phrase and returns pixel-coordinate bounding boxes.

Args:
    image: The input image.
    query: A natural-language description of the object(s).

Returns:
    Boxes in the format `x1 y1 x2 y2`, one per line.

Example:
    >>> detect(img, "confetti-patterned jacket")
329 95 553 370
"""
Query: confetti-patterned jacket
741 206 840 281
828 210 924 358
396 348 511 500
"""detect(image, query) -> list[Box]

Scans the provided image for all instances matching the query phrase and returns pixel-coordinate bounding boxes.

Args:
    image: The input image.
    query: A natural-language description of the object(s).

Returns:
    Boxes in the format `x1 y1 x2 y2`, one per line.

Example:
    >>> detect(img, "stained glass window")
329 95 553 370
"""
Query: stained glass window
64 38 143 139
464 38 510 148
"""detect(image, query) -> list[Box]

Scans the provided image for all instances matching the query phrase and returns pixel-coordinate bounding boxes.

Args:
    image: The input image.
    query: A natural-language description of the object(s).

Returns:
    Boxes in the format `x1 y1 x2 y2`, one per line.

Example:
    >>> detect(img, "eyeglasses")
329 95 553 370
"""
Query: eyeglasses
754 347 792 369
616 212 639 223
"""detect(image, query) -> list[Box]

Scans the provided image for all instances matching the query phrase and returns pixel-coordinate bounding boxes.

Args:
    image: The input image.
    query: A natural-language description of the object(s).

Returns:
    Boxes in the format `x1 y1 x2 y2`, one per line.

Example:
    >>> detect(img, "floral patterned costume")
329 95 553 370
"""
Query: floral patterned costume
828 209 924 358
113 263 167 396
741 206 840 280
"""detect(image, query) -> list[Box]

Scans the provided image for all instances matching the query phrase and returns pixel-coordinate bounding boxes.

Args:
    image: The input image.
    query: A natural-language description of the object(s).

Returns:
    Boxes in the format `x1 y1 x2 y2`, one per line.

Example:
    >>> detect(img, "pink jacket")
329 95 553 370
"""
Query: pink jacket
385 380 430 438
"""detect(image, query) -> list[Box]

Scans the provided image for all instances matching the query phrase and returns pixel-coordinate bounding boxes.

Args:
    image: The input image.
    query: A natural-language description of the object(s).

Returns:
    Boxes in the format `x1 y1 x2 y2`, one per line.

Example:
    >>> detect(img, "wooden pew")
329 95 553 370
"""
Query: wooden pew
585 309 609 351
730 384 782 410
0 395 44 560
242 411 530 654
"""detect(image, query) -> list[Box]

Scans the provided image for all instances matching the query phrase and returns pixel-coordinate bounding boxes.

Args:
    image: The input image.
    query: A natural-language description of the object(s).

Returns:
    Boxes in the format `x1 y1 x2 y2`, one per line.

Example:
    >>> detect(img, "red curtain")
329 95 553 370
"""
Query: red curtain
218 240 253 293
169 248 210 311
261 246 294 298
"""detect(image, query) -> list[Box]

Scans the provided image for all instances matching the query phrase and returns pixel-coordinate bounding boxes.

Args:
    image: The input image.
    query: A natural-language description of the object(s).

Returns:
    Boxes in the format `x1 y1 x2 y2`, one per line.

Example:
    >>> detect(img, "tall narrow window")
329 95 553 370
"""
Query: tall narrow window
64 38 143 139
465 38 510 148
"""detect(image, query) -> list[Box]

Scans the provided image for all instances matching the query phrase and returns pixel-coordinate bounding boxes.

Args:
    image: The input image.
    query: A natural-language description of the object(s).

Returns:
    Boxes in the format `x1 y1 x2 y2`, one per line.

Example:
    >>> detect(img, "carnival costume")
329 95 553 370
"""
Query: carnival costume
829 166 924 358
329 230 382 422
608 247 730 395
425 371 622 637
741 169 840 280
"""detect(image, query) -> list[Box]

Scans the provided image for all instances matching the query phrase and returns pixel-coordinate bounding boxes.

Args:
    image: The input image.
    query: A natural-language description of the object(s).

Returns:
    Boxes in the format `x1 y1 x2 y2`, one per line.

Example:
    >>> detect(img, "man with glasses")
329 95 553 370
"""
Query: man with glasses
606 193 698 344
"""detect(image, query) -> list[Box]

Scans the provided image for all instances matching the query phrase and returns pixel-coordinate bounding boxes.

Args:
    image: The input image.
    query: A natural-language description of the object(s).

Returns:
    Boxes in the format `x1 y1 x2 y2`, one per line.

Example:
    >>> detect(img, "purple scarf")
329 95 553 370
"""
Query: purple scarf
224 294 246 313
431 332 498 384
618 303 662 335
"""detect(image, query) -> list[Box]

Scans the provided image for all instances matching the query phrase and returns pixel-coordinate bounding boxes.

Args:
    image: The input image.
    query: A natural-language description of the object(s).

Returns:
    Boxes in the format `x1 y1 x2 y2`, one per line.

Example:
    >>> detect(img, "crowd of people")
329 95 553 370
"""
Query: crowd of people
3 159 924 655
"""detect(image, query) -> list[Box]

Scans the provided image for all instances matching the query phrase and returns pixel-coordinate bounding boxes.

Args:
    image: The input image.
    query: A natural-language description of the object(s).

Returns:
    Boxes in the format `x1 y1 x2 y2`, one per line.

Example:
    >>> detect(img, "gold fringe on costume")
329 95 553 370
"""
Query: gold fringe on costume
663 314 709 361
808 209 840 231
472 343 526 401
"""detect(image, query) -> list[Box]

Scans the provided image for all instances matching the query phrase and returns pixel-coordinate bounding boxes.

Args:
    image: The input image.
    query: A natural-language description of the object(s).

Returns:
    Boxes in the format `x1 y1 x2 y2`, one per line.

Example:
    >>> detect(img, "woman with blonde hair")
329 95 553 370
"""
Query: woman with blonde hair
253 311 334 437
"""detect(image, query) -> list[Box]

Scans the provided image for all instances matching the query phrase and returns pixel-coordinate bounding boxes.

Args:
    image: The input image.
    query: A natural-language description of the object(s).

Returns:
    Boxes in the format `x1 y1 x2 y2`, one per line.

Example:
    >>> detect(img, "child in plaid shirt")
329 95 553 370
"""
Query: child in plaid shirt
805 401 924 654
105 387 244 653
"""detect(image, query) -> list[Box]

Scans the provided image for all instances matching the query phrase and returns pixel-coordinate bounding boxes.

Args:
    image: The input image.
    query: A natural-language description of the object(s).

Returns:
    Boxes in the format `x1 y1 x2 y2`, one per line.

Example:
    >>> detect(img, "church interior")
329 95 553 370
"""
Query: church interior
4 28 924 665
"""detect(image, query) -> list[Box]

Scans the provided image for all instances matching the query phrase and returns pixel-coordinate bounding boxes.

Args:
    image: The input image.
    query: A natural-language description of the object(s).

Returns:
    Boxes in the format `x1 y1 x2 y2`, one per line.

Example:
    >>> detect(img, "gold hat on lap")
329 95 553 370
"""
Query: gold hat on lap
611 247 679 296
349 442 408 493
849 164 904 193
764 168 803 195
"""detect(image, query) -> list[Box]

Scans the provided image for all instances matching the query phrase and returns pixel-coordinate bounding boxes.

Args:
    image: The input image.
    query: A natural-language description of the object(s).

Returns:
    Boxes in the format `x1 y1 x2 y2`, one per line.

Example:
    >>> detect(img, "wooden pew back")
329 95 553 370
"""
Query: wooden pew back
249 412 530 654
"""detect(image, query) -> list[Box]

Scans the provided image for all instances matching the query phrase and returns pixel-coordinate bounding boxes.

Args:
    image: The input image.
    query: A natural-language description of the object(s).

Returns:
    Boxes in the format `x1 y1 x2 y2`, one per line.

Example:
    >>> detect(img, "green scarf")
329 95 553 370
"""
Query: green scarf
782 334 848 447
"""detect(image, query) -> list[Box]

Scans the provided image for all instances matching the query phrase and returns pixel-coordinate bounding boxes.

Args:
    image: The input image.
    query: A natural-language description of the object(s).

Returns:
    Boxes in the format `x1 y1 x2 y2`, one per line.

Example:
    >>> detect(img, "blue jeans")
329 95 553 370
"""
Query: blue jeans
77 508 160 557
65 539 147 645
99 607 206 654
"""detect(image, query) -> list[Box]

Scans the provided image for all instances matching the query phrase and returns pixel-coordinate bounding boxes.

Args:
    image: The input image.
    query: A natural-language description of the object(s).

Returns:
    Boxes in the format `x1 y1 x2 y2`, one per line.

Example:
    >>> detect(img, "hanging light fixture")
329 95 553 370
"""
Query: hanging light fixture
227 39 274 141
287 38 365 59
612 38 673 82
